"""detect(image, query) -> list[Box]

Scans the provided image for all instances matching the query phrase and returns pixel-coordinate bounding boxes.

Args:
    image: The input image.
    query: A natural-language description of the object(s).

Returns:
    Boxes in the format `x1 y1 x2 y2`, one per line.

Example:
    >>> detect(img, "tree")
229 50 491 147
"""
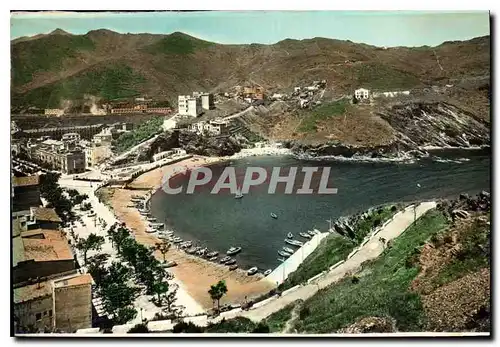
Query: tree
75 233 105 265
152 281 169 306
155 242 171 262
114 307 138 325
208 280 228 312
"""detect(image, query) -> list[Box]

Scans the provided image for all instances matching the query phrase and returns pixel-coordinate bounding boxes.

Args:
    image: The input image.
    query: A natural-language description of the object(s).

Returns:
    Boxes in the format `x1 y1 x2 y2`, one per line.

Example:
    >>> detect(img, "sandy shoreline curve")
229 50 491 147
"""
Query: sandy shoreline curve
98 151 292 310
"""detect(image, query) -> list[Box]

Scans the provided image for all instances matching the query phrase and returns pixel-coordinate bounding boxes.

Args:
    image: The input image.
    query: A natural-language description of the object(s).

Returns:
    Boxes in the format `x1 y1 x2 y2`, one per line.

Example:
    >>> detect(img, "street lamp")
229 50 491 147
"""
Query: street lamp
414 183 421 224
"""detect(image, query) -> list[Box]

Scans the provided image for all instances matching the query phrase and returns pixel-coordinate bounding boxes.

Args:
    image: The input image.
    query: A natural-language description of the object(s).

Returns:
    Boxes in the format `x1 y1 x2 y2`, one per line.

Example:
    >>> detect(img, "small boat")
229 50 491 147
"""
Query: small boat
278 250 291 258
186 247 197 254
229 264 238 271
235 187 243 199
197 248 208 256
206 251 218 258
180 241 192 248
263 269 272 276
225 259 237 265
158 234 170 241
299 232 312 239
226 247 242 255
209 256 218 262
220 256 231 263
146 228 156 234
307 230 317 236
161 261 177 268
277 257 286 262
150 222 164 228
271 213 278 219
147 217 157 222
287 232 293 239
285 239 303 247
172 237 183 243
247 267 258 276
282 247 294 254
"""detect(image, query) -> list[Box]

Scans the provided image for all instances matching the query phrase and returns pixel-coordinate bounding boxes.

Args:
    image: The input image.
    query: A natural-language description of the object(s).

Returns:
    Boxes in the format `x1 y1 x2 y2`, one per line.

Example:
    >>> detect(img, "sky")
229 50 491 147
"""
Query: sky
10 11 490 47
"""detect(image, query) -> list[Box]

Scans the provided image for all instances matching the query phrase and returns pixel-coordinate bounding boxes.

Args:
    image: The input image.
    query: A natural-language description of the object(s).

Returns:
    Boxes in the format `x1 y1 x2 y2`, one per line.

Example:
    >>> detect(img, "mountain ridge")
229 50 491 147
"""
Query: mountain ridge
11 29 490 112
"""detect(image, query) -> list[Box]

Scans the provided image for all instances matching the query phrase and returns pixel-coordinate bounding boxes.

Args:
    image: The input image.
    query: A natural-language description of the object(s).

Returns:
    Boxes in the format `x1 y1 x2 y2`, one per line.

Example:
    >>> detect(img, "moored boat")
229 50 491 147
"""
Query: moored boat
229 264 238 271
299 232 312 239
226 246 242 255
206 251 218 258
147 217 157 222
209 256 218 262
263 269 272 276
146 228 156 233
282 247 294 254
285 239 303 247
225 259 237 265
219 256 231 263
287 232 293 239
278 250 291 257
247 267 258 276
271 213 278 219
277 257 286 262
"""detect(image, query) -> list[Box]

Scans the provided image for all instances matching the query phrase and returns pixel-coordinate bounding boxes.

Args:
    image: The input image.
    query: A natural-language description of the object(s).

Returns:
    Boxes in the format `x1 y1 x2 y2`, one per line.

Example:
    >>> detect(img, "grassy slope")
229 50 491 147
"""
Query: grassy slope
11 34 95 86
292 209 448 333
282 205 399 290
113 116 164 153
143 32 215 55
12 63 146 108
298 100 349 132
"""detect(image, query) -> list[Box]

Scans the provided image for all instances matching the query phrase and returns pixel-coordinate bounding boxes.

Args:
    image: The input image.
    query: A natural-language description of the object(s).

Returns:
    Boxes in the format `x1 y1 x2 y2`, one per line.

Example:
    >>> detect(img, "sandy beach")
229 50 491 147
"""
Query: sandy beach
99 155 275 309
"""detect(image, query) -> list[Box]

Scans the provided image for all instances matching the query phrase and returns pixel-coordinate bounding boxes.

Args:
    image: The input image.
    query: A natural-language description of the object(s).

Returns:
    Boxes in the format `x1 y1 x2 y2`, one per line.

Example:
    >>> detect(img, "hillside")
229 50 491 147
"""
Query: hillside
11 29 490 111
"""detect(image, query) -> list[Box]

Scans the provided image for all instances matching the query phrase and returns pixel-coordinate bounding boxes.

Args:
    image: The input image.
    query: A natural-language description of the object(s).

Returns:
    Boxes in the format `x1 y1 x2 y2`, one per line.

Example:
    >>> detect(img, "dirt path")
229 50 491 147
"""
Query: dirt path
281 300 303 333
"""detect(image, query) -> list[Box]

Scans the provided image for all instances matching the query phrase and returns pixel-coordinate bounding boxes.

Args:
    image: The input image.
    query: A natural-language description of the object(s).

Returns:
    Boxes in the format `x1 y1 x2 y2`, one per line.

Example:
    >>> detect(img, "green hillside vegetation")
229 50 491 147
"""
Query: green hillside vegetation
433 215 490 288
12 63 146 108
355 63 421 90
11 35 95 86
143 32 215 55
298 100 349 132
114 116 164 153
289 209 448 333
282 205 398 290
265 303 295 332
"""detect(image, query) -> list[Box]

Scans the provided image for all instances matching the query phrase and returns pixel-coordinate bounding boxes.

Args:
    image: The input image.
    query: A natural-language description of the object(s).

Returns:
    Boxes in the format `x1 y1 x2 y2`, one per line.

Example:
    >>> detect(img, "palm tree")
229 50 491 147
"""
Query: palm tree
208 280 228 312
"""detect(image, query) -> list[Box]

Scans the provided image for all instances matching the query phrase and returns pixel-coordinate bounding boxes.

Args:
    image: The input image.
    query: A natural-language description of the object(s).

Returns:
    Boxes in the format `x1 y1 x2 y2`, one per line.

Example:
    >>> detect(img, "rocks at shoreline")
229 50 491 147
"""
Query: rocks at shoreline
288 101 490 163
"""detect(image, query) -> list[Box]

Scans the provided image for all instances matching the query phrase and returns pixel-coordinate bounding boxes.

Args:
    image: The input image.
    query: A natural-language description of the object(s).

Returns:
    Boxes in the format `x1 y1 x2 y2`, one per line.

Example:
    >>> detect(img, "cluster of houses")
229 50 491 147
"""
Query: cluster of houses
13 123 133 174
12 175 93 333
186 117 231 136
354 88 411 102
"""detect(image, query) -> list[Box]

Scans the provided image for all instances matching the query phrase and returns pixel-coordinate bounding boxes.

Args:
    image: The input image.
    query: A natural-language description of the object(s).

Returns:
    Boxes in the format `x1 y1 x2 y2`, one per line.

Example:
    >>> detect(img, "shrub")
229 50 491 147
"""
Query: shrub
172 321 203 333
299 306 310 320
128 323 149 333
252 322 270 333
351 276 360 284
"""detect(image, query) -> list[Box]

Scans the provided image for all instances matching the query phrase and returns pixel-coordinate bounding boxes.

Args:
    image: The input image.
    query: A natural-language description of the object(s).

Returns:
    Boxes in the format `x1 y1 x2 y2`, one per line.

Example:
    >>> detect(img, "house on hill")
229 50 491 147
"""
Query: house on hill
354 88 370 100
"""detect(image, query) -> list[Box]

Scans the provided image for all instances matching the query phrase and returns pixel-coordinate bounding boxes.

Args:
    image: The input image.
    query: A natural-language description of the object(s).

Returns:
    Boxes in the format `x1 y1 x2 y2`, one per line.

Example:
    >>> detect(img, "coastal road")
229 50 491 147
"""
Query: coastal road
217 201 437 323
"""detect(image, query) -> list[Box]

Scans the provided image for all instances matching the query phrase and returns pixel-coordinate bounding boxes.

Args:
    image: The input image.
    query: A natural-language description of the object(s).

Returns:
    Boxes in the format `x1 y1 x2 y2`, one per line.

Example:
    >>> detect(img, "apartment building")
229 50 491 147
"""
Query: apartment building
14 273 93 333
85 145 112 169
12 175 41 213
178 95 202 117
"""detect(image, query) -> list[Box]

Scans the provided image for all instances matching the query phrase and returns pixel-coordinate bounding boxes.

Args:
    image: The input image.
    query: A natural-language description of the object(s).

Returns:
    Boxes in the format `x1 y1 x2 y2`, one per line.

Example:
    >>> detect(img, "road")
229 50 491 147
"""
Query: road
223 106 254 121
219 201 437 322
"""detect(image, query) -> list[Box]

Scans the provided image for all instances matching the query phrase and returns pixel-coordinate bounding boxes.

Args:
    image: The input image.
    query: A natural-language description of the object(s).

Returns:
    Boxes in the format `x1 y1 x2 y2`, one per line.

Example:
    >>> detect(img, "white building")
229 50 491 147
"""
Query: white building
92 128 115 145
61 133 80 143
355 88 370 100
188 118 229 136
178 95 202 117
200 93 214 110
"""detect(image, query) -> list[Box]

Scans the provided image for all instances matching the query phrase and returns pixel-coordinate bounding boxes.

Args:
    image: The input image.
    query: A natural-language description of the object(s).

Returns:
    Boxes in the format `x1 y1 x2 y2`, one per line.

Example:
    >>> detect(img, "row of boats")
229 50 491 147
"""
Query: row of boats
129 194 272 277
277 229 320 261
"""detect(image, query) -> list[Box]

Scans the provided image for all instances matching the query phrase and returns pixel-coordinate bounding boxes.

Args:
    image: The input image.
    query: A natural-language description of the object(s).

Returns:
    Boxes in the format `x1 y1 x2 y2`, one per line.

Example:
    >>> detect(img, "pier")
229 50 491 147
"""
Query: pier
266 231 329 285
